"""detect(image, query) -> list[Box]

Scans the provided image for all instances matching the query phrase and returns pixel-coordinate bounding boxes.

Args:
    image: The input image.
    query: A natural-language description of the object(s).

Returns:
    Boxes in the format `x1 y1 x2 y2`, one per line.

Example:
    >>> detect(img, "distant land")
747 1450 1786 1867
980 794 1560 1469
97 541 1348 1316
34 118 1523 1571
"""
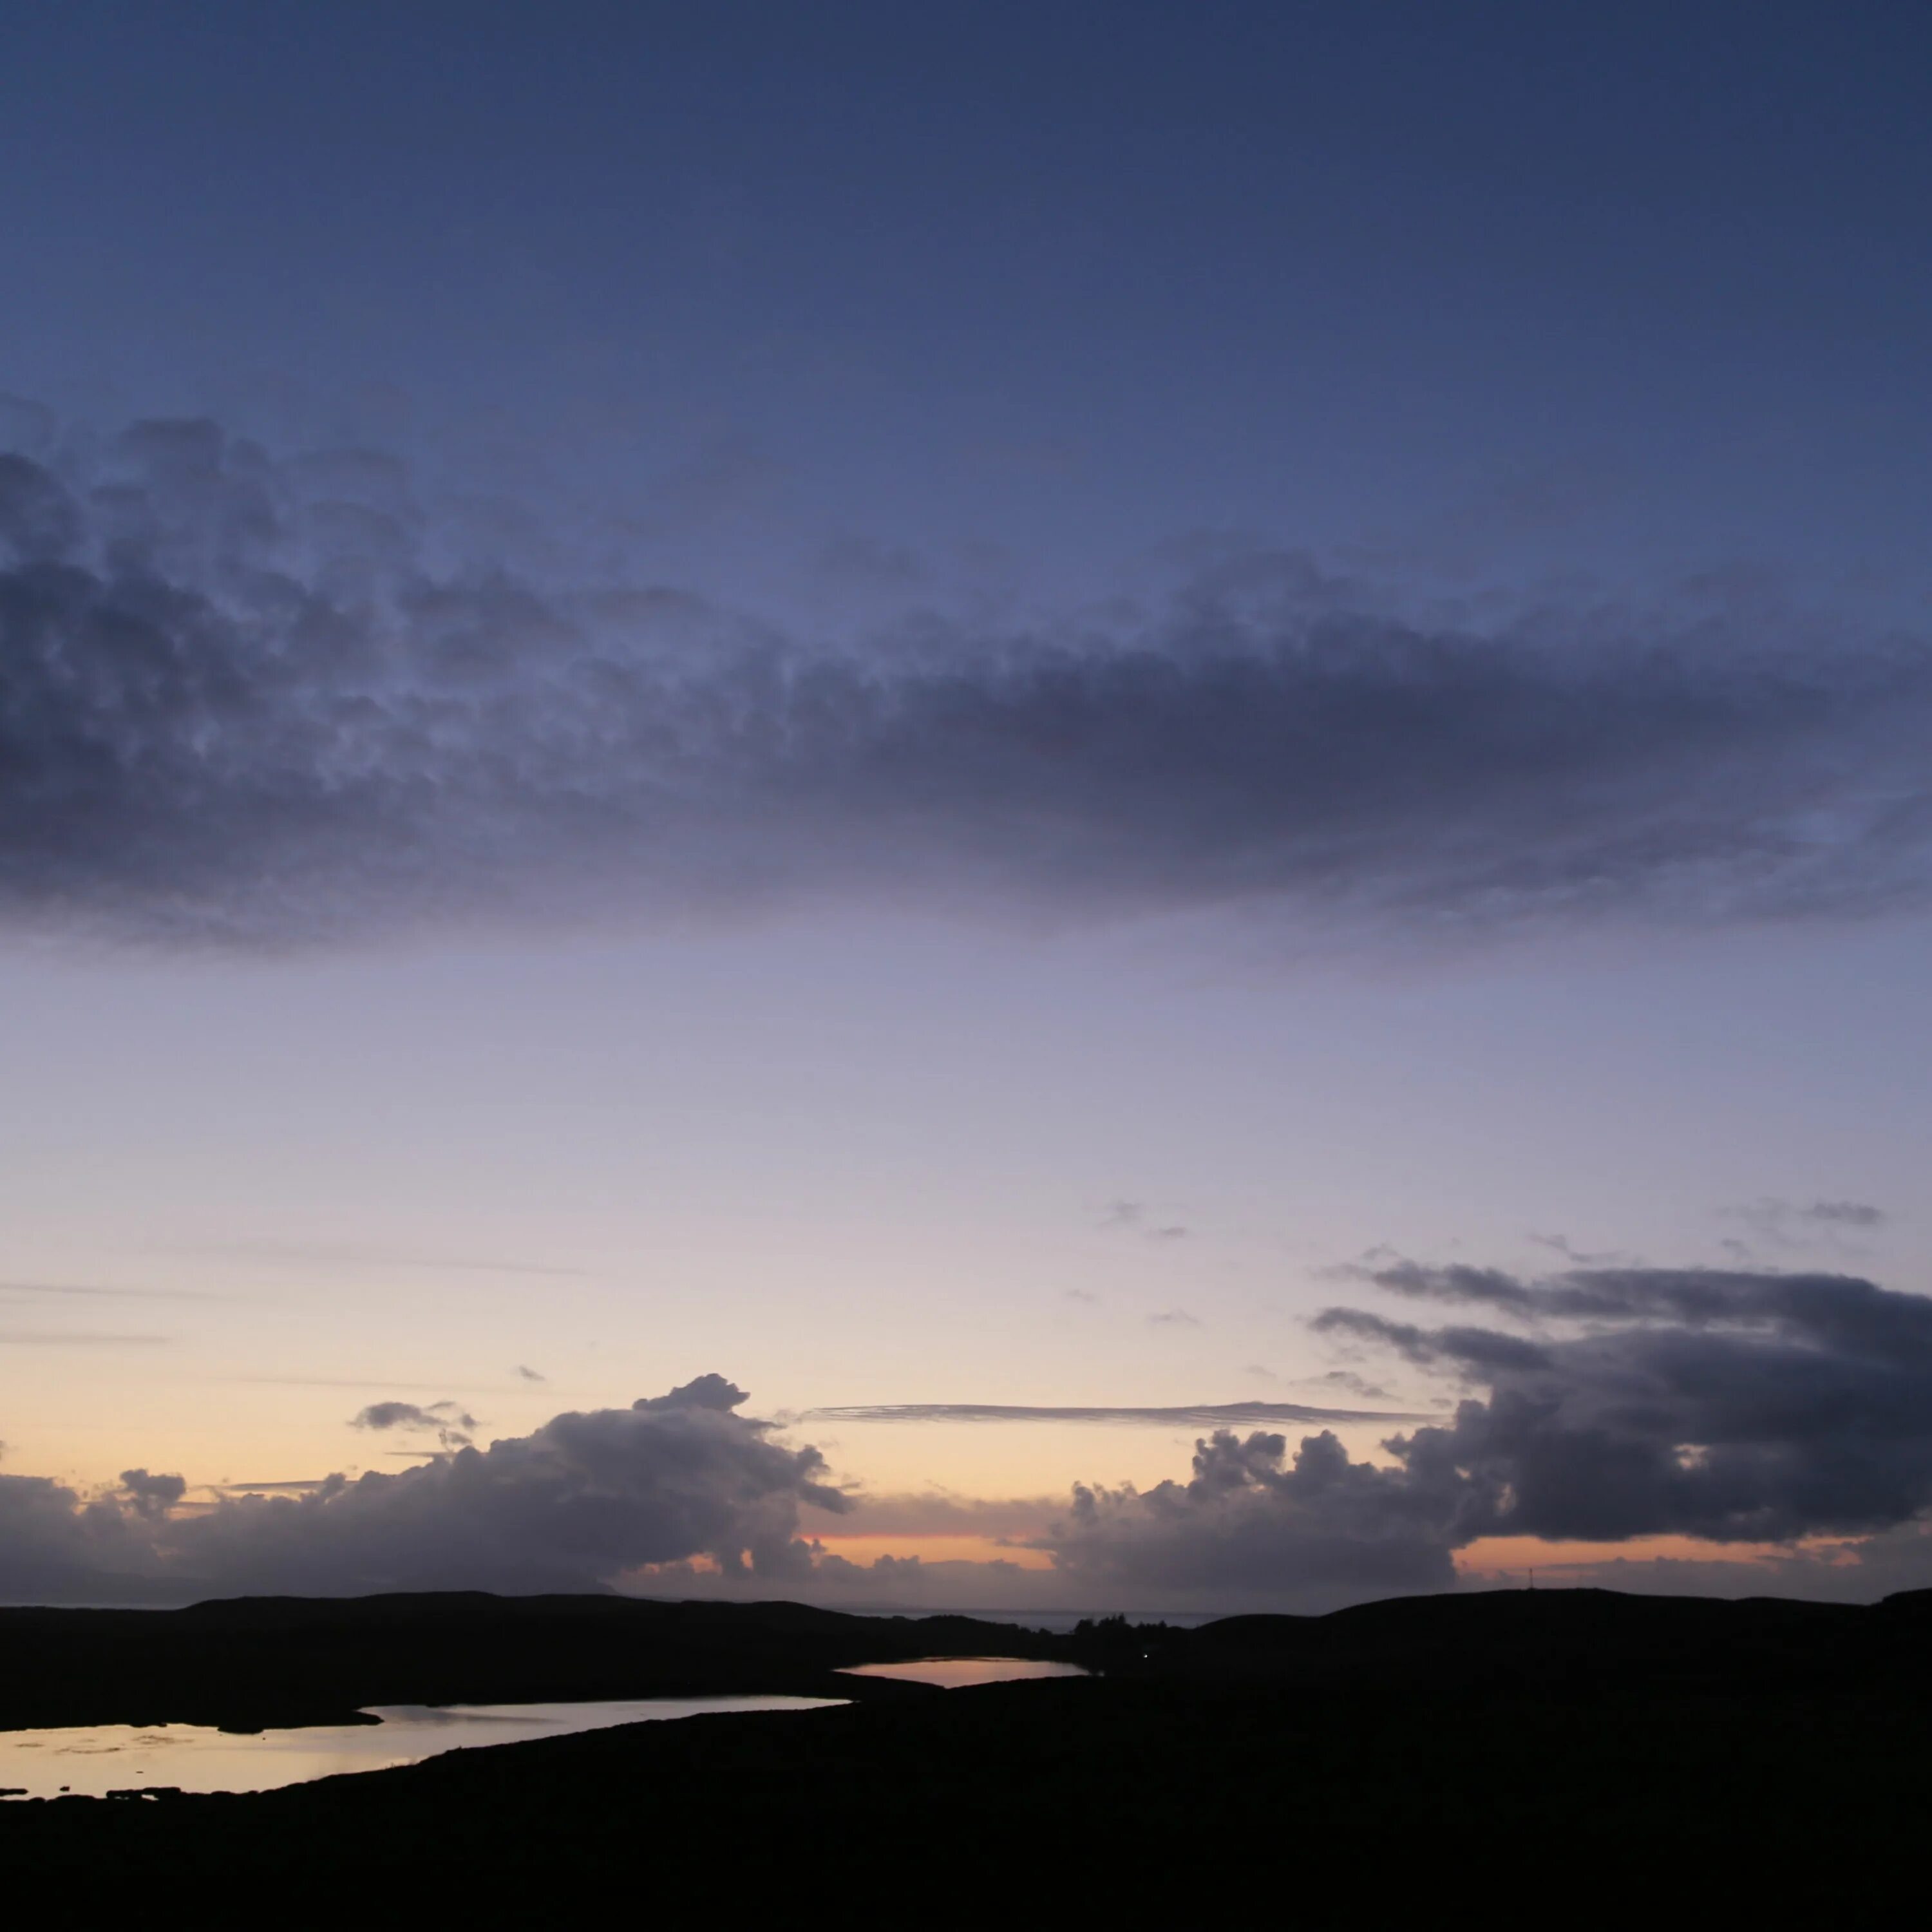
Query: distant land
4 1587 1929 1918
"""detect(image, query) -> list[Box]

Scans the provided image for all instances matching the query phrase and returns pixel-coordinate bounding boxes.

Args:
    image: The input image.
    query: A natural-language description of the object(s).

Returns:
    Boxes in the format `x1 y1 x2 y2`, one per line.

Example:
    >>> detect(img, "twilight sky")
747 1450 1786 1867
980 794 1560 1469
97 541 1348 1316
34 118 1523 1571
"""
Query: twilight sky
5 0 1932 1613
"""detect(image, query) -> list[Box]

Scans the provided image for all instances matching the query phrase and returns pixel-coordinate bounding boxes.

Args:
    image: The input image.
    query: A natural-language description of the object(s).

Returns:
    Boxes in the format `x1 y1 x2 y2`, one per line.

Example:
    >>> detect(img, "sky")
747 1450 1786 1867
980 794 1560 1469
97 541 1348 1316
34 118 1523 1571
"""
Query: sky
5 0 1932 1613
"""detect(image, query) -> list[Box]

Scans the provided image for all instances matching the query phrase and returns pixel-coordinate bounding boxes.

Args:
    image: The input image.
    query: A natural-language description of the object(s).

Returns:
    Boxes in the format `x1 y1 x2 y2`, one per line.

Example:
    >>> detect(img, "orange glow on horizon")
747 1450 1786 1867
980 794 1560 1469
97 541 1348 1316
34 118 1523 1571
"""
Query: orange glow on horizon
1457 1533 1860 1577
804 1533 1056 1571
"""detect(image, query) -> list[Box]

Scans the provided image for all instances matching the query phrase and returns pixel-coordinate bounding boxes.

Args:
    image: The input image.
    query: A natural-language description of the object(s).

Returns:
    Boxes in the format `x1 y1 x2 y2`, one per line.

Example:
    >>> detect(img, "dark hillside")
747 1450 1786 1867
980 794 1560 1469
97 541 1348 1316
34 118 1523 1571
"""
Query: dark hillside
0 1592 1067 1729
5 1587 1929 1920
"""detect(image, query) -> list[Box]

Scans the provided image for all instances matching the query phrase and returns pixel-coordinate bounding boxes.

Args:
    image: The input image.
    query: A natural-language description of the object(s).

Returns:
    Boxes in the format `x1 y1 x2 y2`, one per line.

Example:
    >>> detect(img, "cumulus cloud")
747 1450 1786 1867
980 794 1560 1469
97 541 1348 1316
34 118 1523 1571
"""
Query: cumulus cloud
0 1376 846 1602
6 415 1932 948
14 1270 1932 1612
1018 1262 1932 1606
0 1471 161 1601
117 1469 187 1521
1303 1263 1932 1545
1049 1428 1458 1602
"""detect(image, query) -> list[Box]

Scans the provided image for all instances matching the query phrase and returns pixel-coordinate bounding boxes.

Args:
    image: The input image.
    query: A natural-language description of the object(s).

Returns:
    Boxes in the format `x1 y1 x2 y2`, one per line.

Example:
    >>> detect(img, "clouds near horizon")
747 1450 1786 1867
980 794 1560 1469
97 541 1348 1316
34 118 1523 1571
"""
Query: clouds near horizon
9 1269 1932 1610
1309 1262 1932 1546
0 1376 846 1602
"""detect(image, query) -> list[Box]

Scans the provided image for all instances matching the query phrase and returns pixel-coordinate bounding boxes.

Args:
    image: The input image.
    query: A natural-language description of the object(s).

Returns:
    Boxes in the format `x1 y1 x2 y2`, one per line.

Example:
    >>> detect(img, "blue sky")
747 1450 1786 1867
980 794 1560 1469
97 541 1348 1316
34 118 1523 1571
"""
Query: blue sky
4 2 1932 1611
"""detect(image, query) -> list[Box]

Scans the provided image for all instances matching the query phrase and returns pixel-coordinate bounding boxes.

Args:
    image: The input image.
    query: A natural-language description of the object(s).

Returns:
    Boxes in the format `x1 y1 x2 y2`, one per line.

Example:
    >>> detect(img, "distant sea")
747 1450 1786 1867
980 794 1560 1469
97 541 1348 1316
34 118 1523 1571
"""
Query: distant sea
848 1606 1230 1631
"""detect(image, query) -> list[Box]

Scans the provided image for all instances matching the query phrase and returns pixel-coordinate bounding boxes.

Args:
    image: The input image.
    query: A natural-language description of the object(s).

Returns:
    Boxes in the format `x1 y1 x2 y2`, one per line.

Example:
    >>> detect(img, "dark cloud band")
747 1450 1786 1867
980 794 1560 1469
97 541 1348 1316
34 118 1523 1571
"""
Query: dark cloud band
5 417 1932 947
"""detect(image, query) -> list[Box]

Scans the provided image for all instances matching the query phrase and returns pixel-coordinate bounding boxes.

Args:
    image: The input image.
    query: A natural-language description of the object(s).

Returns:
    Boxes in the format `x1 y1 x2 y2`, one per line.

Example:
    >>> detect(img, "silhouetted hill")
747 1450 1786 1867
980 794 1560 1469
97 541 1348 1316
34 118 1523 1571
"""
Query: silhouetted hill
6 1586 1932 1920
0 1591 1066 1729
1139 1584 1911 1693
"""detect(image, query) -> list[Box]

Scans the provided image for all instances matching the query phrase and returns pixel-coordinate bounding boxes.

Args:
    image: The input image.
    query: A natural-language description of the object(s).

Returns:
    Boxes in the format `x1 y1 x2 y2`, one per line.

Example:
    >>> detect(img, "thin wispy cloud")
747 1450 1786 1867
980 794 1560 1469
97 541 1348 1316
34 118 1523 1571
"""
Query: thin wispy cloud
351 1399 478 1448
0 1281 216 1300
1804 1200 1888 1228
1722 1197 1891 1256
233 1375 506 1392
176 1239 585 1276
0 1331 171 1347
801 1399 1430 1427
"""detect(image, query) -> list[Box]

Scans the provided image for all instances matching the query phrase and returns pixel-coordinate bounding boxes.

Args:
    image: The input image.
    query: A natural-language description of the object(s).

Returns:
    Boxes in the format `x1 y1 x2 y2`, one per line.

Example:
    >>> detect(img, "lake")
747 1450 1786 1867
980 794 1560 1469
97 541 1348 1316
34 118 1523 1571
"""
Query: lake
0 1658 1086 1800
837 1657 1090 1689
0 1694 840 1802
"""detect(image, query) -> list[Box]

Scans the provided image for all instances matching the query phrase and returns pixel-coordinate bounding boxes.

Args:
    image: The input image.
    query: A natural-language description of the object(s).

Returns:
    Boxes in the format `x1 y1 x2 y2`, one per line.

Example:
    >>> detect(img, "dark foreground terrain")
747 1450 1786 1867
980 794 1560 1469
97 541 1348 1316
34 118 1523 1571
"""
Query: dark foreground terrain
6 1586 1929 1920
0 1589 1067 1729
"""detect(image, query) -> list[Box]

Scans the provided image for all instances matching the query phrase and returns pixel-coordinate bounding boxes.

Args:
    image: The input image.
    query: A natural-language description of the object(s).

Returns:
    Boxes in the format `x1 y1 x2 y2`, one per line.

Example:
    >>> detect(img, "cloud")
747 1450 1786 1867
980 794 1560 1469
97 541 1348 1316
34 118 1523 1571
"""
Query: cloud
1048 1428 1459 1604
175 1240 585 1276
998 1262 1932 1607
0 1331 171 1347
0 1376 848 1602
1528 1233 1634 1267
1307 1264 1932 1543
351 1399 478 1448
800 1399 1429 1427
1299 1368 1396 1401
117 1469 186 1520
1098 1202 1189 1242
1724 1198 1891 1255
1148 1310 1202 1327
1804 1200 1888 1228
0 1281 214 1300
16 1267 1932 1613
352 1401 457 1430
8 415 1932 949
0 1471 161 1600
241 1376 495 1392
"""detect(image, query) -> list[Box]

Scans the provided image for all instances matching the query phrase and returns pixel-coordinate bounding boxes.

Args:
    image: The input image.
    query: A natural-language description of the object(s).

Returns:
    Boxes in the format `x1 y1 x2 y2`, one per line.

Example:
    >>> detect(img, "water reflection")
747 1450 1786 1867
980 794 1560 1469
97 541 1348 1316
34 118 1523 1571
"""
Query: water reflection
837 1658 1090 1689
0 1695 841 1802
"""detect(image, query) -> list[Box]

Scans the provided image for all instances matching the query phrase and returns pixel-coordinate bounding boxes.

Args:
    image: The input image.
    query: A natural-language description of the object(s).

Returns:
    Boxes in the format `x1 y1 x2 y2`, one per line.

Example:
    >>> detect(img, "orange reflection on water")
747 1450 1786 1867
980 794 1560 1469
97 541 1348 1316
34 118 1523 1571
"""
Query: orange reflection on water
837 1658 1088 1689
